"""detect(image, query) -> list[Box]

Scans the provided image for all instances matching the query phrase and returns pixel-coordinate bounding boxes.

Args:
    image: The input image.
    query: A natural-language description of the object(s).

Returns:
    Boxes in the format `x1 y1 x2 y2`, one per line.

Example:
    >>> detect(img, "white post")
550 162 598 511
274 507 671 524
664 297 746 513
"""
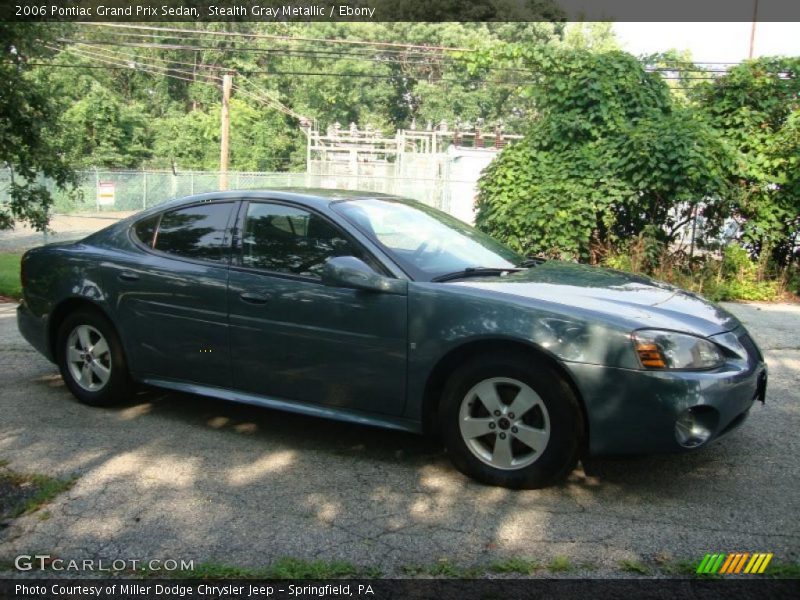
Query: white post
94 168 100 212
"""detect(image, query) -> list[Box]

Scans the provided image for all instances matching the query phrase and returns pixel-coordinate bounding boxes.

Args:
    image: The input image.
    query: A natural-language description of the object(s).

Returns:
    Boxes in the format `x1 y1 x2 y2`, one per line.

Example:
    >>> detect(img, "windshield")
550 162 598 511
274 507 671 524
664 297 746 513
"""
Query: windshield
333 198 524 280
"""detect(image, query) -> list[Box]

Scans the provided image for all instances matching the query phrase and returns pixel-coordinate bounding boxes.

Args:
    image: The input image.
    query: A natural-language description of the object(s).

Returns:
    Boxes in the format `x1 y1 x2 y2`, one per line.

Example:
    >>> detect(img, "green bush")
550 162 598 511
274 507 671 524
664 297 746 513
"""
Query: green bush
602 241 783 302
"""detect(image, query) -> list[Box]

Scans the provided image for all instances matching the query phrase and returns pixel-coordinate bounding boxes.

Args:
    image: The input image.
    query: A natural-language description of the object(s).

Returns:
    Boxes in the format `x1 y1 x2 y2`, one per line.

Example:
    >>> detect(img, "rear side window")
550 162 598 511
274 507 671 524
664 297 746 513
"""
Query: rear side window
152 203 233 263
133 215 159 248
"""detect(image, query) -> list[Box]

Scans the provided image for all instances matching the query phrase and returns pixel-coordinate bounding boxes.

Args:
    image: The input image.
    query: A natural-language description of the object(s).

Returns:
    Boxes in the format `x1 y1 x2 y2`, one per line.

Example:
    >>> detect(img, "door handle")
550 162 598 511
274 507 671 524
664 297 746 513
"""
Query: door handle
240 292 270 305
118 271 140 282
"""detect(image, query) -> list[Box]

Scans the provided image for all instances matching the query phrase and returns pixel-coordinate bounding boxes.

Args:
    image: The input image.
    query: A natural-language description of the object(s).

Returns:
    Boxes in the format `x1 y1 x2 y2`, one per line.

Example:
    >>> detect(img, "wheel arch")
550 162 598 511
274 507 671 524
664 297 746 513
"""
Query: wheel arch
48 297 121 361
421 338 590 447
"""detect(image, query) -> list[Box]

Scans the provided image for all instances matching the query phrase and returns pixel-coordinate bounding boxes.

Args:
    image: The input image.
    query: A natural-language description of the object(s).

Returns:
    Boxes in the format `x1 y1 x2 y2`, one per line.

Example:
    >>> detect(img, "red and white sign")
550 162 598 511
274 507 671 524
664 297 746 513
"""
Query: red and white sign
97 181 115 206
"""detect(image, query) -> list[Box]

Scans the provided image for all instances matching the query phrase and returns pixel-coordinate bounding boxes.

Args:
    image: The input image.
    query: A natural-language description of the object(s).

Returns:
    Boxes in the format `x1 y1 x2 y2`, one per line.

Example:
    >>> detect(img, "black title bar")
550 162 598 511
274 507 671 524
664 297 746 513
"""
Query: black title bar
2 578 799 600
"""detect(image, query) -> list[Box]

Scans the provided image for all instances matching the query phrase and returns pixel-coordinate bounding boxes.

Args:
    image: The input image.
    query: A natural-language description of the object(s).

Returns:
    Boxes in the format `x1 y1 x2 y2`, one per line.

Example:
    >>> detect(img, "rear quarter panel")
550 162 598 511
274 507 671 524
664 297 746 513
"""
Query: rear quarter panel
21 229 132 363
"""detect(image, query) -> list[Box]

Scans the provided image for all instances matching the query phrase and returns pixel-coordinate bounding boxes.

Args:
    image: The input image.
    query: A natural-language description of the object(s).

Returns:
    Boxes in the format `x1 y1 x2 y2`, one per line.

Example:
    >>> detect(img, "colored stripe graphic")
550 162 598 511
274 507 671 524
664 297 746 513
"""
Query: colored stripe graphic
696 554 712 574
719 554 736 574
699 552 773 575
709 554 725 574
733 553 750 574
758 553 773 573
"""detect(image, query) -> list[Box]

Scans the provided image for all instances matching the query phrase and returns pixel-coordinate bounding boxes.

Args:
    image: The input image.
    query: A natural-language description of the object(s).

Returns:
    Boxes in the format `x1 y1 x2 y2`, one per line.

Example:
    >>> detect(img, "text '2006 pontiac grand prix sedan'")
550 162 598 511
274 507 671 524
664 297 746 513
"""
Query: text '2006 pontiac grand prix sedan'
17 189 767 488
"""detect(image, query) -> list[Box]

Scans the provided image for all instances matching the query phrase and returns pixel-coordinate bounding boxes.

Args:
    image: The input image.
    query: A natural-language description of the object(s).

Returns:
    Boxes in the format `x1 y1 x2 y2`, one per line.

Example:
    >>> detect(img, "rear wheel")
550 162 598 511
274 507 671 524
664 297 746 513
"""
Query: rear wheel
440 353 583 489
56 310 131 407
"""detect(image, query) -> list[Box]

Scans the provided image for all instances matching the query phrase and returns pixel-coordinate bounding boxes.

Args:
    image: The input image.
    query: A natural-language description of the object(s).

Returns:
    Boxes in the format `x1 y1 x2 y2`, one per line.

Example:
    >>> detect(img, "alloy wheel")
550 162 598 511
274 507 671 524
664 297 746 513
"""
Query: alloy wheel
458 376 550 470
66 324 112 392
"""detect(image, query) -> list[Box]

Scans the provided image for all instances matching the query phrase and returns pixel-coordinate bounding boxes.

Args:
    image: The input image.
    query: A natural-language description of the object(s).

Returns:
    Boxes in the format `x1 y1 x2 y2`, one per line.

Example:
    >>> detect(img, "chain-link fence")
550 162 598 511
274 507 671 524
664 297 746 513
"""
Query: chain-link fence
0 169 318 214
0 166 484 250
0 167 464 214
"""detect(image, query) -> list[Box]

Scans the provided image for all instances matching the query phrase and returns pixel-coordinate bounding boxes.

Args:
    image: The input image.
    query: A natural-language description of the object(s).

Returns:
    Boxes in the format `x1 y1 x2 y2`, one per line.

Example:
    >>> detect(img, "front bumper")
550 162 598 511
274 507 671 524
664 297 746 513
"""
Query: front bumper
568 328 766 456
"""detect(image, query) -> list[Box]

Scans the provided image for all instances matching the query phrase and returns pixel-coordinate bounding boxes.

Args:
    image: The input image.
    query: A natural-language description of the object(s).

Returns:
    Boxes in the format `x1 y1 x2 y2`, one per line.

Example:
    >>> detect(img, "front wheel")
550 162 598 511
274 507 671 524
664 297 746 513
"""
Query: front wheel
56 310 132 407
440 353 584 489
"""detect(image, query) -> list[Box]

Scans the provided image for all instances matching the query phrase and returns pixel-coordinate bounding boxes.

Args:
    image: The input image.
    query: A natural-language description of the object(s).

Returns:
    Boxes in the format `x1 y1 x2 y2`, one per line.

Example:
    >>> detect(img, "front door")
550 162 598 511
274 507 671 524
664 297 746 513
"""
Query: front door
227 200 407 416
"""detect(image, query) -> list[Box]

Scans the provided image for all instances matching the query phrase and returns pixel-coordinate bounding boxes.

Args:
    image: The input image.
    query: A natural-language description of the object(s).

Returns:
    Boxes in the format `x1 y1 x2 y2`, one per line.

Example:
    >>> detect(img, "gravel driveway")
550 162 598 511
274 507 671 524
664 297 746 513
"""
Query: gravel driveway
0 301 798 577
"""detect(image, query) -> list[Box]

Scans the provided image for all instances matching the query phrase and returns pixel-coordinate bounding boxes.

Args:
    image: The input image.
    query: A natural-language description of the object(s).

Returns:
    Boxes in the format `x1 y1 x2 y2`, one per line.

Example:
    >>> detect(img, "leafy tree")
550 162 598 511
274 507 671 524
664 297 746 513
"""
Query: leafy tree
151 99 303 171
476 47 733 261
694 58 800 265
59 82 151 168
0 23 79 230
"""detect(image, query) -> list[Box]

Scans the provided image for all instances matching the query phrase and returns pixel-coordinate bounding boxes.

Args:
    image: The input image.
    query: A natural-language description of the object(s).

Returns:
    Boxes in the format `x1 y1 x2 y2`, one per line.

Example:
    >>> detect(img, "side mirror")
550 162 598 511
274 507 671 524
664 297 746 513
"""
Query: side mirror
322 256 407 295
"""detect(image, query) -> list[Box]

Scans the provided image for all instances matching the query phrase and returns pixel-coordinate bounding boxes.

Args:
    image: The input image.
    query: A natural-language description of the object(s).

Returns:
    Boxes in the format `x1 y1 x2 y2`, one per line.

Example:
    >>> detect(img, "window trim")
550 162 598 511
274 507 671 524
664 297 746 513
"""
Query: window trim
230 198 393 283
128 199 238 267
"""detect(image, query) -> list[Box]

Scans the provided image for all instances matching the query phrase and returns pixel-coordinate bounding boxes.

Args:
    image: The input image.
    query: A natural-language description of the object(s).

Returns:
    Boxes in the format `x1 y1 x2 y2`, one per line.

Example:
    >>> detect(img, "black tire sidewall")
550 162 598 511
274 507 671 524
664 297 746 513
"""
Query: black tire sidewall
440 354 583 489
56 310 130 407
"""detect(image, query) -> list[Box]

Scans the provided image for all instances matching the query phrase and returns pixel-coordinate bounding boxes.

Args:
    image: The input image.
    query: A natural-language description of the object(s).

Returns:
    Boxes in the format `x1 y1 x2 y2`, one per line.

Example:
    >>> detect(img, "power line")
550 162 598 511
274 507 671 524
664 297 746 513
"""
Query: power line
74 24 754 71
60 38 537 76
47 43 222 86
64 36 745 77
52 39 541 86
16 58 748 85
54 42 307 121
73 22 761 78
71 29 463 60
78 22 474 53
69 41 222 72
67 41 305 119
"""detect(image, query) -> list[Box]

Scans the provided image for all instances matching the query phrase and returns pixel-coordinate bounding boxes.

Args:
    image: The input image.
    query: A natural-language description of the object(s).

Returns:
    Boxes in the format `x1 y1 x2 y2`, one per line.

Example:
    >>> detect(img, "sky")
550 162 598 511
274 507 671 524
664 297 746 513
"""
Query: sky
613 22 800 63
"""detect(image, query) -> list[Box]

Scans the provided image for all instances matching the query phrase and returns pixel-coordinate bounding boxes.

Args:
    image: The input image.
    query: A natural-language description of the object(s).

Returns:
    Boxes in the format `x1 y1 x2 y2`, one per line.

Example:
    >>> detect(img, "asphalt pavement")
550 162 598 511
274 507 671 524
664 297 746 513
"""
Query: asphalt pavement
0 301 798 577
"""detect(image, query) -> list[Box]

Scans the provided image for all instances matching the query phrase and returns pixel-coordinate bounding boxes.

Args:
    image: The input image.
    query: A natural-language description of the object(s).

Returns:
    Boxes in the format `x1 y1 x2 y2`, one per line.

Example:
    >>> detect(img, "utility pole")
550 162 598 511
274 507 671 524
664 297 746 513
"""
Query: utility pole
748 0 759 59
219 72 233 191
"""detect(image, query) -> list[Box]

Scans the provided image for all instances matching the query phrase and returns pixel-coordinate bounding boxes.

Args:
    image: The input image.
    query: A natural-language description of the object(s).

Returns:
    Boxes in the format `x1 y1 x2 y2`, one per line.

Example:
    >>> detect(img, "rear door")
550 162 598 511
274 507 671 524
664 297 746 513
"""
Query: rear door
227 200 408 416
115 200 236 387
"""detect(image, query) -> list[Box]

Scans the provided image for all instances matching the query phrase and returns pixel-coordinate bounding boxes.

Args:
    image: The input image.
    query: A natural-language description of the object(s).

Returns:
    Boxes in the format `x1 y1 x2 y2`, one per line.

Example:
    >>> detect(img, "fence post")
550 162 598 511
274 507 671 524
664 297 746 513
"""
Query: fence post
142 169 147 209
94 168 99 212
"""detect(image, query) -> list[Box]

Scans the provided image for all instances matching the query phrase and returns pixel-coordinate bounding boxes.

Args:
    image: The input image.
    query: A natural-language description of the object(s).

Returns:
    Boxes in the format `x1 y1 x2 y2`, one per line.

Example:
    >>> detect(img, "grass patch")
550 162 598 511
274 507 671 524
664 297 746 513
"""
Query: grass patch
426 559 464 578
156 558 371 580
660 559 725 578
764 562 800 578
619 559 650 575
0 253 22 300
0 465 76 520
0 559 15 572
268 557 360 579
547 556 574 573
161 562 270 579
488 557 542 575
401 560 481 578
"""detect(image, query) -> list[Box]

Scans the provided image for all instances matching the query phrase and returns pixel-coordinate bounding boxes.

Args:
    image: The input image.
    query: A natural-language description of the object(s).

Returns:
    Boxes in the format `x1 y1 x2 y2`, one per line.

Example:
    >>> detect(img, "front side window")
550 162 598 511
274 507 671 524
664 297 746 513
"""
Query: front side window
241 203 370 278
152 203 233 263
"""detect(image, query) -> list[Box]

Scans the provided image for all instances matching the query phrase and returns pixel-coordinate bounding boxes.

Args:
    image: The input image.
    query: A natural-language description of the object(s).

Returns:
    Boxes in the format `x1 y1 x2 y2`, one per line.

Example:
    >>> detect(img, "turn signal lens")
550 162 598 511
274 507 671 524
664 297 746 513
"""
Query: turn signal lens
632 330 725 370
634 341 666 368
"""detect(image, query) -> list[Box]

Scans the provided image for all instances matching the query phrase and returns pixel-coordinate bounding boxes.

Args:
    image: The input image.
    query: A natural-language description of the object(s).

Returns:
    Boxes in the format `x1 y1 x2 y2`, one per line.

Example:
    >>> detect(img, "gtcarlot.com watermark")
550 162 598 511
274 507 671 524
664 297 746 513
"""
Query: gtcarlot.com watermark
14 554 194 573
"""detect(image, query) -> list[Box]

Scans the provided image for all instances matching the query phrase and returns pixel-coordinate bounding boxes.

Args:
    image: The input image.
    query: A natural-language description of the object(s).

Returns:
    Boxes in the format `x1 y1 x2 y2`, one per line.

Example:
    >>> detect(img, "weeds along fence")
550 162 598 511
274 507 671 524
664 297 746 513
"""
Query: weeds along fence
0 168 459 215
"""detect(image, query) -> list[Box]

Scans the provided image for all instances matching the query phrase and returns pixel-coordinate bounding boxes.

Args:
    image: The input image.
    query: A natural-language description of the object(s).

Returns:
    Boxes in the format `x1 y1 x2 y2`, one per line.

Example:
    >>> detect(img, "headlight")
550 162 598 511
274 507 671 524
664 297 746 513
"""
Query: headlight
632 329 725 370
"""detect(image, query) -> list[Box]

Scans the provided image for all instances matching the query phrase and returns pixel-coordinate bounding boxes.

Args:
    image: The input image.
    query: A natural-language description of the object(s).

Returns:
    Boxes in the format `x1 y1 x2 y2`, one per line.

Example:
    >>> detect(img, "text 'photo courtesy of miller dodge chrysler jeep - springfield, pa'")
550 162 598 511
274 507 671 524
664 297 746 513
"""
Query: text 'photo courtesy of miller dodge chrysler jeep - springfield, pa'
17 189 767 489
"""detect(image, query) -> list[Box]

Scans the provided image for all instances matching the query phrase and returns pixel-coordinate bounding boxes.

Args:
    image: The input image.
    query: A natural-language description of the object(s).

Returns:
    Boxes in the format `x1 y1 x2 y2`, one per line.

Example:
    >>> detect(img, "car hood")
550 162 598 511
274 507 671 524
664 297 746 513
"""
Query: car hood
449 261 740 337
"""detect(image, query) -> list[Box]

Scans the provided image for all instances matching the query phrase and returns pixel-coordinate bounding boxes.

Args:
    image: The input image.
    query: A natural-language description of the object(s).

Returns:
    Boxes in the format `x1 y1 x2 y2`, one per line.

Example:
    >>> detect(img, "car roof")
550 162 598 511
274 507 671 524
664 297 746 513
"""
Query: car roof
158 188 402 212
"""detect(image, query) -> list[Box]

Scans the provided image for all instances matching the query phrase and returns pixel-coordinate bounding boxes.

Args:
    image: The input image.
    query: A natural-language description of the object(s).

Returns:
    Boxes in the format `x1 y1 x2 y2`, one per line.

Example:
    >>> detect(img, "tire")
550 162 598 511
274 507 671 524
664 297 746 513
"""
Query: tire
56 309 132 407
440 352 584 489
